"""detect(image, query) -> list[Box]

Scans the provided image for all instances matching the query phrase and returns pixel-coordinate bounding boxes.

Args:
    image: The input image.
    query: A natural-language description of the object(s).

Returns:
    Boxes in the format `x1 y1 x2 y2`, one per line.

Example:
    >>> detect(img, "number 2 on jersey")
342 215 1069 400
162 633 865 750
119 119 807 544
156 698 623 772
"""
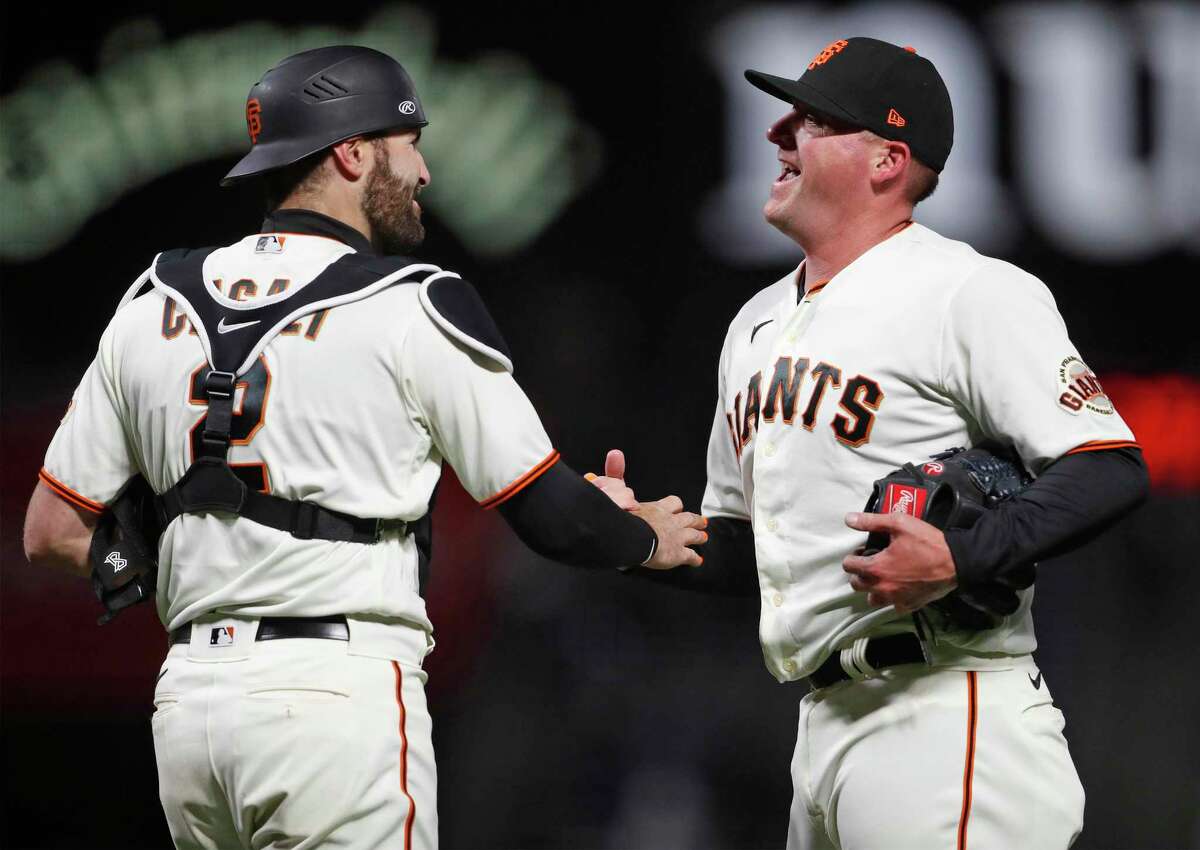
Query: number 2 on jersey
187 356 272 493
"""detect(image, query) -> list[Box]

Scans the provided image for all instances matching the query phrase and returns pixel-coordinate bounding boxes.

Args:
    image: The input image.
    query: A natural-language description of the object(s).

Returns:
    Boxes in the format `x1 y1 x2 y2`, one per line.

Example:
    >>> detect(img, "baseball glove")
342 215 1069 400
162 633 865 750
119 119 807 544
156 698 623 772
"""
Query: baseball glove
90 475 162 625
862 444 1035 630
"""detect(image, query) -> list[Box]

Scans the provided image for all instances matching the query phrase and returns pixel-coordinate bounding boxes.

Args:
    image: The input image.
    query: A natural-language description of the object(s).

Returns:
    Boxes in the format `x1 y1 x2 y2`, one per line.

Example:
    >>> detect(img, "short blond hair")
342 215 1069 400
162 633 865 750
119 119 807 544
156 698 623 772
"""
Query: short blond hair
906 159 939 205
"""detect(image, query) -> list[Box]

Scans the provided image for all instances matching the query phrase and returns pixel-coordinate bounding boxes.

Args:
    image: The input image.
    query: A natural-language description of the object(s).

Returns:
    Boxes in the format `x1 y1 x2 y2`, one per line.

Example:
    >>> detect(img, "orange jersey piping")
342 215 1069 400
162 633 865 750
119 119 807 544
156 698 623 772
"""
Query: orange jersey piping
38 468 106 515
804 280 831 299
1065 440 1140 456
480 450 561 510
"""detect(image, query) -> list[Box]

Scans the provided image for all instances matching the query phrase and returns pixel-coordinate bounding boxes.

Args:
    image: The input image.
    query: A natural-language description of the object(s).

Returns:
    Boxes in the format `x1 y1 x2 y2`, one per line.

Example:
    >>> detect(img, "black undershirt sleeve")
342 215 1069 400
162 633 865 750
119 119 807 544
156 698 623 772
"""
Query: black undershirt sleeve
505 447 1146 591
496 460 658 569
627 516 759 596
946 446 1150 587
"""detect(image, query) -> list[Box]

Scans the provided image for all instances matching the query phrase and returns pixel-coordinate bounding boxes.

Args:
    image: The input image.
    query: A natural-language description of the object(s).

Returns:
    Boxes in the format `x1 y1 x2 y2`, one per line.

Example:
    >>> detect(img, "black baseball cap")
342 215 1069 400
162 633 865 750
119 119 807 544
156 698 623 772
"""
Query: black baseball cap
745 37 953 173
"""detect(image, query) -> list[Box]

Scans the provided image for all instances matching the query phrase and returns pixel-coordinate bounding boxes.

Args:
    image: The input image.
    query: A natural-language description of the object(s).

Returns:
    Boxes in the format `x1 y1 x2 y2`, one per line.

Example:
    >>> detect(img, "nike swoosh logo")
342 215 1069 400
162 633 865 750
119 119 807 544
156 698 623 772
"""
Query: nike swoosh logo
1029 671 1043 690
751 319 774 343
217 317 261 334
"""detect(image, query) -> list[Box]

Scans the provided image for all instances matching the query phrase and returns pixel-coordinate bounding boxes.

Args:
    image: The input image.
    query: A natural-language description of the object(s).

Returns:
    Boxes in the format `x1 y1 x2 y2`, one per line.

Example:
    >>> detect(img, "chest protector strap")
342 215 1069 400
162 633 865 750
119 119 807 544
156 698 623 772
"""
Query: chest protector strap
140 247 445 544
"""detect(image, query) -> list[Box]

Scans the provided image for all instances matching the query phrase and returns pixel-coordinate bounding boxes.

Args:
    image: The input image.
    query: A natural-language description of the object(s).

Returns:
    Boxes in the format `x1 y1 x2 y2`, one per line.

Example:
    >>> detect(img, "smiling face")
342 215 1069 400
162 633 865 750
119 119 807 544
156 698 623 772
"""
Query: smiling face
361 129 431 254
763 106 876 244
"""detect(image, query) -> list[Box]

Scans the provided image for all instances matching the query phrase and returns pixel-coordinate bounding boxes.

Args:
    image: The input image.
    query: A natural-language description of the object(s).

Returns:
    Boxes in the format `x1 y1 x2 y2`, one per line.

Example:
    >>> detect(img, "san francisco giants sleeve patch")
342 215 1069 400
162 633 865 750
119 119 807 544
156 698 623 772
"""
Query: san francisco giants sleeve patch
1056 355 1114 416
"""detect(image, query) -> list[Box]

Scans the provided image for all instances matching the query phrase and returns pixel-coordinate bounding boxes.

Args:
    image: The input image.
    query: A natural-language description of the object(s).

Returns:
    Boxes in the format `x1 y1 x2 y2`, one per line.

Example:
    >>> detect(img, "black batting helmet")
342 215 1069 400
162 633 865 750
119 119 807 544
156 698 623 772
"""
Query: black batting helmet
221 45 428 187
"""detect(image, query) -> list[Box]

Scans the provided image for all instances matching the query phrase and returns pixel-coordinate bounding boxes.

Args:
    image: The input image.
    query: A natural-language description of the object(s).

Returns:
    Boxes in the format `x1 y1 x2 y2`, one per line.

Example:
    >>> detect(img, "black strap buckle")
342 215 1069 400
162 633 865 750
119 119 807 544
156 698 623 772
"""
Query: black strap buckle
199 370 238 458
204 370 237 399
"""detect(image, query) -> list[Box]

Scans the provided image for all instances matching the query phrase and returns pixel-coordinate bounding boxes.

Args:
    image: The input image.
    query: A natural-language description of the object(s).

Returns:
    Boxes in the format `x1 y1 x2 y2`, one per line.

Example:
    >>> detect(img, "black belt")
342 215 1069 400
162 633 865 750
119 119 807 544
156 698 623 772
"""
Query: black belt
170 615 349 646
807 633 927 690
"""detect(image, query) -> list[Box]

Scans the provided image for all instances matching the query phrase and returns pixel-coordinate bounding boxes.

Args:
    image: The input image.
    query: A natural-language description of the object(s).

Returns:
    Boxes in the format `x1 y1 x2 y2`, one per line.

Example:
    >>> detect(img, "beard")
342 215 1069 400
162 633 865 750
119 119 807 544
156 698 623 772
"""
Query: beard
361 143 425 255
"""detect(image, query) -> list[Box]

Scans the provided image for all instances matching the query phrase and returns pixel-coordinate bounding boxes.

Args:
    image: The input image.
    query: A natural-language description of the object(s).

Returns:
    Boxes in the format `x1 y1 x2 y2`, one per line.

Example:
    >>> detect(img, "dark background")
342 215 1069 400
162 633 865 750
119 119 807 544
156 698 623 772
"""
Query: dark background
3 2 1198 848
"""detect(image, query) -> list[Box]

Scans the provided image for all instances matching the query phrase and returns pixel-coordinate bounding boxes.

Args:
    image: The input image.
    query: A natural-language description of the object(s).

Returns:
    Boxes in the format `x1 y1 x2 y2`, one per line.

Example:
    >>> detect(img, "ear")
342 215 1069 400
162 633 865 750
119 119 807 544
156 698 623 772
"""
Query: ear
870 138 911 192
329 136 374 182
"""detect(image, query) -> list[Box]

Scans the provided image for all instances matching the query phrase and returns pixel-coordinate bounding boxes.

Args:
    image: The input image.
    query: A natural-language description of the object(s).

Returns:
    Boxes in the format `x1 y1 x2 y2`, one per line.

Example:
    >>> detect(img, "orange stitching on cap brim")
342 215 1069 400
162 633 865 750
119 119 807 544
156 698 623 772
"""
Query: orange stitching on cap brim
480 450 561 510
1065 440 1140 456
957 671 979 850
392 661 416 850
38 468 106 515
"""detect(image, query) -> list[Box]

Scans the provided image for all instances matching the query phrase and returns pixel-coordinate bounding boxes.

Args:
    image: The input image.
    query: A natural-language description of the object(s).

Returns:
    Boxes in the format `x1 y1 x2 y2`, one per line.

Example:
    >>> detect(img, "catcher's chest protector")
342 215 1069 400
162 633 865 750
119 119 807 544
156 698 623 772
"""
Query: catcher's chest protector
125 247 440 542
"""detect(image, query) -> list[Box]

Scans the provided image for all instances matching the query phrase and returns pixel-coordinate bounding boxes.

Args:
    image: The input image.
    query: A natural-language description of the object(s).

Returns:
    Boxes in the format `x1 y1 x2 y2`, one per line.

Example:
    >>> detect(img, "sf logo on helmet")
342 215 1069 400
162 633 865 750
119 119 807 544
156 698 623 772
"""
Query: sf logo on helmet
246 98 263 144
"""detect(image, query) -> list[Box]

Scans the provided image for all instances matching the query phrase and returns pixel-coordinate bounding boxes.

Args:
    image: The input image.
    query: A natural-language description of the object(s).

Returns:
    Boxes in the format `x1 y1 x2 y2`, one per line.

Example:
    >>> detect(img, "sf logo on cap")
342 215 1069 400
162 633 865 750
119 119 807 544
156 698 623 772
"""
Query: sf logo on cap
246 98 263 144
808 39 849 70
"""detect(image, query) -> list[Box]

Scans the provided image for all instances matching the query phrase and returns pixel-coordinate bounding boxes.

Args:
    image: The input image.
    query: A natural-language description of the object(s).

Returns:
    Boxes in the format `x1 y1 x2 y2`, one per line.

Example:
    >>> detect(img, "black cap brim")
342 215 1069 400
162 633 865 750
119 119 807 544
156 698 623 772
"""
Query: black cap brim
744 69 861 126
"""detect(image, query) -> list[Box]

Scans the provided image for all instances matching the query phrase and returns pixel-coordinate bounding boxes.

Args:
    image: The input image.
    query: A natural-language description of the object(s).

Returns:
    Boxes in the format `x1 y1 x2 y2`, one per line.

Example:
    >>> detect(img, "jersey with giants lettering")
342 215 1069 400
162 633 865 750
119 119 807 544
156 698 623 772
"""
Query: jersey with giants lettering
702 222 1137 683
41 230 557 633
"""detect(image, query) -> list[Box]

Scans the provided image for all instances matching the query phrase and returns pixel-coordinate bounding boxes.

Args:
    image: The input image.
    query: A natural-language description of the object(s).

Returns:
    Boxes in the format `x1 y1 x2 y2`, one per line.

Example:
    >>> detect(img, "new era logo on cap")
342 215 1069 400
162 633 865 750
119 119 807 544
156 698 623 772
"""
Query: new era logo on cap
887 108 906 127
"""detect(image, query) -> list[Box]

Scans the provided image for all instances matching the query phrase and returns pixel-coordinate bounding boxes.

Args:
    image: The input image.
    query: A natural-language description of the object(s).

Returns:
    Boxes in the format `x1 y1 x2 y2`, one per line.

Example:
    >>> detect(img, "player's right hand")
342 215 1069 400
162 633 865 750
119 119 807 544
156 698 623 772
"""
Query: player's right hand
585 449 637 510
631 496 707 570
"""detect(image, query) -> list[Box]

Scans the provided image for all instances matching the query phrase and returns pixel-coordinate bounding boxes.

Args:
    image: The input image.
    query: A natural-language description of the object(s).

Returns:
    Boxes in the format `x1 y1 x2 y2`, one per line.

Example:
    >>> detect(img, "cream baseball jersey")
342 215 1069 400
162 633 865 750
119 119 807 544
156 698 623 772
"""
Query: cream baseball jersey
41 230 557 633
702 222 1137 682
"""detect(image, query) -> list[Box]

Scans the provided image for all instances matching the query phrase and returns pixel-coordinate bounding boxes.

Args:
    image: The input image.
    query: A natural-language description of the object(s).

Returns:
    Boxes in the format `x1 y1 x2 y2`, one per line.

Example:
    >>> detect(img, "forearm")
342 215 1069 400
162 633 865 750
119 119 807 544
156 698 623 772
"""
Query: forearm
497 460 658 569
628 516 759 596
24 482 97 578
946 446 1150 585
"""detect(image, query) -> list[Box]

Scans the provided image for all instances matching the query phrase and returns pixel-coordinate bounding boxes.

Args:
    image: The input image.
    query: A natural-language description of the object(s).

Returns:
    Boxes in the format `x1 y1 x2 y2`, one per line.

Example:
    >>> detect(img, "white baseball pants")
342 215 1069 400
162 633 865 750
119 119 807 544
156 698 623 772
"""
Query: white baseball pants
787 654 1085 850
152 617 436 850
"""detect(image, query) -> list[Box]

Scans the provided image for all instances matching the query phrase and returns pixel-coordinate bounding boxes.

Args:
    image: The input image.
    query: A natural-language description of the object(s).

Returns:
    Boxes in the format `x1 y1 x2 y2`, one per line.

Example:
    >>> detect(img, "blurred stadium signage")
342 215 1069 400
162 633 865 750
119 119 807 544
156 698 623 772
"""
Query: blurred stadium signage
703 1 1200 264
0 6 598 263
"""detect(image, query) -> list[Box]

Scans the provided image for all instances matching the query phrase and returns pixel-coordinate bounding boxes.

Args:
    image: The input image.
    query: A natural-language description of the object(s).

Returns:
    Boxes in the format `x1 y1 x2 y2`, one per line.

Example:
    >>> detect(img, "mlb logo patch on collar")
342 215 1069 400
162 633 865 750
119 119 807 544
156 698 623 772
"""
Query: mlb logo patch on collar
255 235 286 254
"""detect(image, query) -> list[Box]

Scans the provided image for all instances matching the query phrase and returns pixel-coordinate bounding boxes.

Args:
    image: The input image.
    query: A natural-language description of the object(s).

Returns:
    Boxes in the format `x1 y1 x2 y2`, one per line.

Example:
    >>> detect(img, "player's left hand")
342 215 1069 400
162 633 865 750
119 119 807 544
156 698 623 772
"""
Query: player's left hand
841 512 958 613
